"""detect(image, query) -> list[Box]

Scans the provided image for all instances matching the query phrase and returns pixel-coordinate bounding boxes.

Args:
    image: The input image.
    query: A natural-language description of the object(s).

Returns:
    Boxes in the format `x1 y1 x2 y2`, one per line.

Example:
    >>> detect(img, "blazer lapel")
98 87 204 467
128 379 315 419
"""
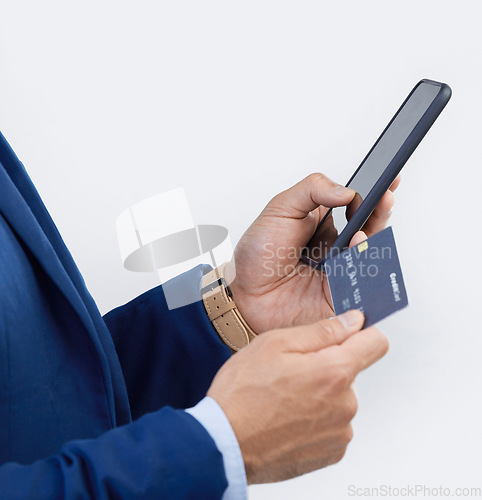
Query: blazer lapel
0 164 94 333
0 132 118 425
0 133 92 299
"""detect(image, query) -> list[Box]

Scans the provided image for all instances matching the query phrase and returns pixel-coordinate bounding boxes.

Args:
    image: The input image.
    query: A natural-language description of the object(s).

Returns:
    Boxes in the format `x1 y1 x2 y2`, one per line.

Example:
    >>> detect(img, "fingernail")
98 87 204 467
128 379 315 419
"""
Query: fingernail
338 310 363 328
334 185 353 197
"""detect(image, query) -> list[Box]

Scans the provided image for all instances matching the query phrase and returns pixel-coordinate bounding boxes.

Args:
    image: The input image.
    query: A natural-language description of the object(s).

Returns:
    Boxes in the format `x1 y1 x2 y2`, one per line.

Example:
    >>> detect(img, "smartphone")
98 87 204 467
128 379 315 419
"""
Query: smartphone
301 79 452 269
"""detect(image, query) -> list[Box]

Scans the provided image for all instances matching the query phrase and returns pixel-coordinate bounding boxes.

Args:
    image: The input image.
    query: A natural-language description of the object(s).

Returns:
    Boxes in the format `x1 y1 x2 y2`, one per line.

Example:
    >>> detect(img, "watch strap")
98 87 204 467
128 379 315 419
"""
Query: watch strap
201 263 257 353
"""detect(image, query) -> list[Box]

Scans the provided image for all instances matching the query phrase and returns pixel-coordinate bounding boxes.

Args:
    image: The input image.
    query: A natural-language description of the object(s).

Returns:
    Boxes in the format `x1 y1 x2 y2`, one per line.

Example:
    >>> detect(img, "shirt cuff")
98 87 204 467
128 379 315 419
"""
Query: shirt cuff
186 396 247 500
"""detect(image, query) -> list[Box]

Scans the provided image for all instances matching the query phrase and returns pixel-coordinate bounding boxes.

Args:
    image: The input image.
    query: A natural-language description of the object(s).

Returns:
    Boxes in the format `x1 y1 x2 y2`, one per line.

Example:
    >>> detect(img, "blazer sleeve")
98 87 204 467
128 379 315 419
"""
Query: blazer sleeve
0 406 228 499
102 264 232 420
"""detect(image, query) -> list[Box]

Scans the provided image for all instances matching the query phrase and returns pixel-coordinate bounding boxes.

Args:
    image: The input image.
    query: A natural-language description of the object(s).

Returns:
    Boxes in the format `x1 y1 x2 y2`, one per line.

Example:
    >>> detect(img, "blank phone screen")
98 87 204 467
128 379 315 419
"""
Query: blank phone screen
306 81 441 263
346 82 440 199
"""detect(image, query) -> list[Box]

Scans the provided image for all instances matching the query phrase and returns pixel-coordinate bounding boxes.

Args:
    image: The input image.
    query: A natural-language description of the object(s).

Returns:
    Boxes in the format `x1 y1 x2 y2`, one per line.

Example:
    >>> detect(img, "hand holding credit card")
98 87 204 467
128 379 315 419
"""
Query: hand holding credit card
324 227 408 328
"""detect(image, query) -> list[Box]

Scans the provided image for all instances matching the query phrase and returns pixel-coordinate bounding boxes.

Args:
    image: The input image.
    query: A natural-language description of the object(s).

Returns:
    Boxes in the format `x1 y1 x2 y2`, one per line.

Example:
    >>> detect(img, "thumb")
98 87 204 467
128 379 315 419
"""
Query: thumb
264 173 355 219
284 310 365 353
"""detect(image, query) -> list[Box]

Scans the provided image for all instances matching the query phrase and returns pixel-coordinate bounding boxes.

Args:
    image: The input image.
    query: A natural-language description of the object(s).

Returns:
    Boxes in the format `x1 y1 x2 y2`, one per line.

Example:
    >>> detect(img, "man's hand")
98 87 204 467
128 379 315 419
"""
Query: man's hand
208 310 389 483
226 173 400 333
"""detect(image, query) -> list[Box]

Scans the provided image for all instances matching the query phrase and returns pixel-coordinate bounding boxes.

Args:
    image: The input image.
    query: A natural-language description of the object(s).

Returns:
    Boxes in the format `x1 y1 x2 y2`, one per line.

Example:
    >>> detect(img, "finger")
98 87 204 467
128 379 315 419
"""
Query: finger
389 175 401 192
362 190 394 236
348 230 367 248
265 173 355 220
339 327 389 375
345 192 363 221
283 310 365 353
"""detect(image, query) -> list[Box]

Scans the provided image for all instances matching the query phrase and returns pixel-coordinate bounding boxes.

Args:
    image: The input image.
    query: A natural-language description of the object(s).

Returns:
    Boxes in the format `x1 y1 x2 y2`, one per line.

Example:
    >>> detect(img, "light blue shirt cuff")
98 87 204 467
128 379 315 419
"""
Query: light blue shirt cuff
186 396 247 500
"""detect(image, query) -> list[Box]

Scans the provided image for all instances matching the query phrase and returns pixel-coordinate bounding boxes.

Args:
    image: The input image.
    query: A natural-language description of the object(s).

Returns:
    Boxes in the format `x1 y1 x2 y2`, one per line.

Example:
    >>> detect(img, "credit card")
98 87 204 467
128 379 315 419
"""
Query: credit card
324 227 408 328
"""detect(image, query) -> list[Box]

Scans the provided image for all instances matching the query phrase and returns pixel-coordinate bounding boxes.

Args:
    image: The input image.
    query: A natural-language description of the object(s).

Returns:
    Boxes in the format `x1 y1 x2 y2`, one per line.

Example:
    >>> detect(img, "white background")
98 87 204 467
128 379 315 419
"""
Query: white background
1 1 481 498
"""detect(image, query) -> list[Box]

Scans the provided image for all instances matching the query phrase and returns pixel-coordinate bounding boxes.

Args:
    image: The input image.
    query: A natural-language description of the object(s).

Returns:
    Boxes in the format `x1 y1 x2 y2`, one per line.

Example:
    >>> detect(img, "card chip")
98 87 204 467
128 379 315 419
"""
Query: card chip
357 241 369 253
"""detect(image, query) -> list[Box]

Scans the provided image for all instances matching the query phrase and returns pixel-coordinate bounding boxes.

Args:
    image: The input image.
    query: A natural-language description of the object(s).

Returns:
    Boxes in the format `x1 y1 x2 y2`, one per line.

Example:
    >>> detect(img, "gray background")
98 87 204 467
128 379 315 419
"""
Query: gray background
1 1 481 498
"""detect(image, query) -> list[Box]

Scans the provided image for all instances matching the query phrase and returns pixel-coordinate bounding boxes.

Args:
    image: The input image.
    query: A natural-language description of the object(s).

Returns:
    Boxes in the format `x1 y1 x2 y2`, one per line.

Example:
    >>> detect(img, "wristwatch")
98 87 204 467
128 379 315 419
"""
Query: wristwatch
200 262 257 353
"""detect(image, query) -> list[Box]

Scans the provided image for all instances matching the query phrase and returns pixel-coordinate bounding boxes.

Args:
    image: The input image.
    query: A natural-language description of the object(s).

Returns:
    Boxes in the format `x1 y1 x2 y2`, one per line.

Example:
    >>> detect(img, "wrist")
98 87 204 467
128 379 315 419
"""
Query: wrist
225 259 270 335
224 280 255 334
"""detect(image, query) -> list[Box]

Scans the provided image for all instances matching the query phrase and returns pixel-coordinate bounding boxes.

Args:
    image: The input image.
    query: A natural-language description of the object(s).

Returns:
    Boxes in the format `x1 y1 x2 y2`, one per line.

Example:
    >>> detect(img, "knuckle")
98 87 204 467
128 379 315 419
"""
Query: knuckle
380 332 390 355
331 364 354 389
370 327 390 355
360 327 390 360
307 172 325 182
316 320 338 343
342 424 354 445
331 427 353 464
307 172 329 188
342 393 358 422
331 448 348 465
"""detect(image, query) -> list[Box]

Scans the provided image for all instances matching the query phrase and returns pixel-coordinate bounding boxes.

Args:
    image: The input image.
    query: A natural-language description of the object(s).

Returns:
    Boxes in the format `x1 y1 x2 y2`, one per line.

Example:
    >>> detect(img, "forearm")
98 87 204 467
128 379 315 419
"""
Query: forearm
103 264 231 419
0 407 227 499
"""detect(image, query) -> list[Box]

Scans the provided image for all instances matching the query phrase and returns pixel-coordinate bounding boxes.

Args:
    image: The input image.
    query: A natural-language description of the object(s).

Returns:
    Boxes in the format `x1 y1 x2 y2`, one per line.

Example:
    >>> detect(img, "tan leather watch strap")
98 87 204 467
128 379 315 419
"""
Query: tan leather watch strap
201 263 257 353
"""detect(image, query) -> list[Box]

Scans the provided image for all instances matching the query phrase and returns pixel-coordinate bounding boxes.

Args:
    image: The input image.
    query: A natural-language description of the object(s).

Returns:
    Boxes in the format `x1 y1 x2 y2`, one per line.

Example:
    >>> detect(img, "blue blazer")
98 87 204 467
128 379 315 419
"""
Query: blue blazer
0 131 231 498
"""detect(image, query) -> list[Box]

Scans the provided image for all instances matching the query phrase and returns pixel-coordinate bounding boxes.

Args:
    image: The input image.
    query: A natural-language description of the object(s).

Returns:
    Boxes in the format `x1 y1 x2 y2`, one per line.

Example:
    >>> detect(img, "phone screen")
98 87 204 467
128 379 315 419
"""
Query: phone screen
304 81 442 264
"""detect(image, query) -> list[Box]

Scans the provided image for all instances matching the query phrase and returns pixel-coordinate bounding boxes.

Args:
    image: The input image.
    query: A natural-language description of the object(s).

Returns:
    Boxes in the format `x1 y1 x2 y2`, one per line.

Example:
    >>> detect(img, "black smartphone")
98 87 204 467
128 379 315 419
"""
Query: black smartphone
301 78 451 269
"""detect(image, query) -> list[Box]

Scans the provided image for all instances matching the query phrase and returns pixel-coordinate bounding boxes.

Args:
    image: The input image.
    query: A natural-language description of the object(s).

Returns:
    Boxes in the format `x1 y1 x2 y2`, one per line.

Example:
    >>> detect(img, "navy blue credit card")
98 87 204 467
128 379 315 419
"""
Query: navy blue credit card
324 227 408 328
